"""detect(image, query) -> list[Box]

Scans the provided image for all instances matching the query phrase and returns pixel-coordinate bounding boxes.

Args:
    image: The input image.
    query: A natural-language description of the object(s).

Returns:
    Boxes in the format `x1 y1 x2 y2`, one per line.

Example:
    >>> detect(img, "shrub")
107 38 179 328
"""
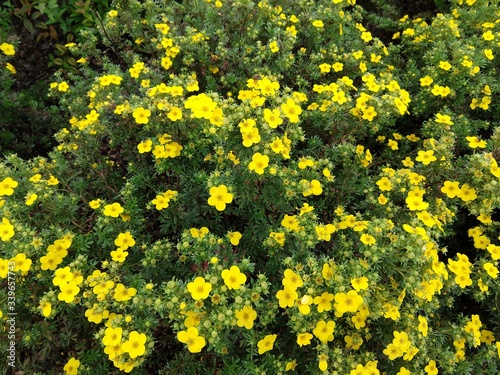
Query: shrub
0 18 65 158
1 0 500 374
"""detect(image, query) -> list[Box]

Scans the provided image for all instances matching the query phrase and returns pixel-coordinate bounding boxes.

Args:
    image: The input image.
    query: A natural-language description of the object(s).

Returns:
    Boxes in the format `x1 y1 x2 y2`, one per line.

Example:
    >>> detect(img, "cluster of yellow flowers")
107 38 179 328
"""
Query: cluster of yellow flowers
0 42 16 74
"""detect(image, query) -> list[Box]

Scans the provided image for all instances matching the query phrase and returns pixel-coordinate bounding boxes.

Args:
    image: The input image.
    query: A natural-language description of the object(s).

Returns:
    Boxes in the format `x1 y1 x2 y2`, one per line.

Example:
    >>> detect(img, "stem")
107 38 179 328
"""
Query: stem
91 8 127 69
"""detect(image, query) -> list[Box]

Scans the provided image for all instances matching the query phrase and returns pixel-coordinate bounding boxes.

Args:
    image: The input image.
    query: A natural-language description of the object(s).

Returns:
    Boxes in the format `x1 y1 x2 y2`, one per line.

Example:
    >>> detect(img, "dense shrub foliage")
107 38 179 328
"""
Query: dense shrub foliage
2 0 500 374
0 20 64 158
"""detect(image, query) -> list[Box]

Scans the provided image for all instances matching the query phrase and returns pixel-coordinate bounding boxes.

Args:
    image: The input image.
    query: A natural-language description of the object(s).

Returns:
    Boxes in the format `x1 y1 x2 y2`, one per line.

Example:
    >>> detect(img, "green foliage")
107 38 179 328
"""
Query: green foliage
2 0 500 374
5 0 111 40
0 78 62 158
0 32 62 158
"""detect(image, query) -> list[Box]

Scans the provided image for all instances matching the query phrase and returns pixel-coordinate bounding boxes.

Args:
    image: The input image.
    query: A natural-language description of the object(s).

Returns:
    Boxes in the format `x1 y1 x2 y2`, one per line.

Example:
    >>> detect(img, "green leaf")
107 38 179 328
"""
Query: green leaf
35 21 48 29
55 43 66 54
34 2 45 14
23 17 34 33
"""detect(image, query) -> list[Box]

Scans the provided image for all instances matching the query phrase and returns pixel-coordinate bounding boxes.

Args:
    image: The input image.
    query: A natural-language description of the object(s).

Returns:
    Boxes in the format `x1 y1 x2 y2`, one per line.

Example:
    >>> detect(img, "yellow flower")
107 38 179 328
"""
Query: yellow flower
441 181 460 198
282 269 303 289
248 152 269 174
52 266 74 286
360 233 376 246
155 23 170 35
314 292 334 313
263 108 283 128
480 330 494 344
114 231 135 250
383 302 401 320
5 62 16 74
235 305 257 329
208 184 233 211
177 327 206 353
319 63 331 73
137 139 153 153
417 211 436 227
167 107 183 121
392 331 411 352
280 98 302 123
318 354 329 371
415 150 437 165
93 279 115 296
435 113 453 125
241 127 261 147
270 231 285 246
384 343 404 360
46 175 59 186
221 265 247 290
0 42 15 55
439 61 452 70
89 199 102 209
63 357 80 375
227 231 242 245
103 203 124 217
303 179 322 196
361 31 372 42
10 253 31 274
190 227 209 238
40 252 63 271
332 62 344 71
0 218 15 242
313 320 335 343
457 183 477 202
257 334 277 354
431 84 451 97
276 286 298 308
104 75 122 85
322 263 334 280
297 332 313 347
39 301 52 317
484 263 498 278
403 346 419 361
122 331 147 358
25 193 38 206
315 224 335 241
351 276 369 291
334 291 363 316
285 360 297 371
361 106 377 121
269 41 279 53
58 82 69 92
113 283 137 302
312 20 324 28
0 177 18 196
296 294 313 314
133 107 151 124
418 316 429 336
483 30 495 41
0 258 9 278
466 136 486 149
376 177 392 191
57 282 80 303
424 360 438 375
102 327 123 347
299 203 315 215
187 277 212 300
378 194 388 205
